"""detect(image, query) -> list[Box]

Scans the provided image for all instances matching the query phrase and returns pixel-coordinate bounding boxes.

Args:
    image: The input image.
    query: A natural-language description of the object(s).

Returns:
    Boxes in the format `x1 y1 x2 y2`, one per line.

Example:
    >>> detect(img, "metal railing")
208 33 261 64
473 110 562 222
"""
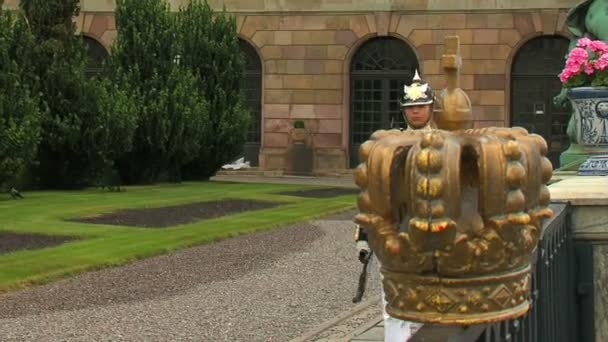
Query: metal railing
412 203 577 342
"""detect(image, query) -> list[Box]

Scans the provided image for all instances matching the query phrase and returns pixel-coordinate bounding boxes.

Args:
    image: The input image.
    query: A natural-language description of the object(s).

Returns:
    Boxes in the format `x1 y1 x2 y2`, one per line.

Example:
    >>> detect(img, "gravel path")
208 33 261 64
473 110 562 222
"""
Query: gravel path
0 210 382 341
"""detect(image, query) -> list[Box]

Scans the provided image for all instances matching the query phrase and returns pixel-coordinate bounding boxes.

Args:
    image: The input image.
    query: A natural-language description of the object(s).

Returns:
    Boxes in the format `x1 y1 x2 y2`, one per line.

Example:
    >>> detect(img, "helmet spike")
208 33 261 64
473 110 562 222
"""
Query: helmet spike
413 69 422 83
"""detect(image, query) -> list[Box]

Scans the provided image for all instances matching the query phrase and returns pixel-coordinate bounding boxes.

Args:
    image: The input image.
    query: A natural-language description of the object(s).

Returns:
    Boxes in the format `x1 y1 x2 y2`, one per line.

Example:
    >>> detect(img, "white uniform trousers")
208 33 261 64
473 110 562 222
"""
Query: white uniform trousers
380 278 412 342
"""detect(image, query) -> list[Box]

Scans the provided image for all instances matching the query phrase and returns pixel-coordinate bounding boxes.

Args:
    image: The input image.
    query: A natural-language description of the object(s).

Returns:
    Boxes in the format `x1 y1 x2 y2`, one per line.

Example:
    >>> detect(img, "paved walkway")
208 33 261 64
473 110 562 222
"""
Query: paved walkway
213 174 421 341
0 213 384 341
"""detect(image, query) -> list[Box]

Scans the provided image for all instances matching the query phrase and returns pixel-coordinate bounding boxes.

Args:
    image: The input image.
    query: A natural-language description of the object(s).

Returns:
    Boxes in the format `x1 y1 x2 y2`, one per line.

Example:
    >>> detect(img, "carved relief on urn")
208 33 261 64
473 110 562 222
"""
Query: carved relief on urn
353 127 553 324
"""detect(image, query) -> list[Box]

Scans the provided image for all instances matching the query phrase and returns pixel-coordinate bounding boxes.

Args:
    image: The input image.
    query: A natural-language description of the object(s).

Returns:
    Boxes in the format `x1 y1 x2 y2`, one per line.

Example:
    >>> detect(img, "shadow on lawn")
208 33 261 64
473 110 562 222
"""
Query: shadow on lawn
69 198 283 228
0 232 78 254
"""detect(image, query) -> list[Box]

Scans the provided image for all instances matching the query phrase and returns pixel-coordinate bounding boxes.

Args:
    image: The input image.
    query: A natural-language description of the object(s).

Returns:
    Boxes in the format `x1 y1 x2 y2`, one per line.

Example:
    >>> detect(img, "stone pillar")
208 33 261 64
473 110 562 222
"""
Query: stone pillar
549 175 608 342
594 246 608 342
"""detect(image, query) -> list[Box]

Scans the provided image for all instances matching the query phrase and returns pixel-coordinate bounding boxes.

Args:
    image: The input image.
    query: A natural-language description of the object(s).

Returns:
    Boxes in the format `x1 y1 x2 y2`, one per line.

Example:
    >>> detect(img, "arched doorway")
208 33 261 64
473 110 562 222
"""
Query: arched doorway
82 36 108 78
238 39 262 167
349 37 419 167
511 35 570 167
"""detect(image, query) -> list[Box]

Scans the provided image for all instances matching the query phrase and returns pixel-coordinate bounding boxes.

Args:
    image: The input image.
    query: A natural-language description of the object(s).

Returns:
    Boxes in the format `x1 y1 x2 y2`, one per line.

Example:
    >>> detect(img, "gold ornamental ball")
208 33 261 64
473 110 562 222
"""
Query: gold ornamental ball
529 134 548 156
359 140 375 162
541 157 553 184
385 238 401 254
430 203 445 217
416 149 443 173
421 133 433 148
506 190 526 213
539 185 551 206
504 140 521 160
506 163 526 188
354 165 368 188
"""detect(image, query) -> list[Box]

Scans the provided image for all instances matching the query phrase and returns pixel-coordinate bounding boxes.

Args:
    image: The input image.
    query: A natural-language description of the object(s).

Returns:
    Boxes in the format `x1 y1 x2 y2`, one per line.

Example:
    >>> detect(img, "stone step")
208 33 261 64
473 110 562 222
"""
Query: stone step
216 168 284 177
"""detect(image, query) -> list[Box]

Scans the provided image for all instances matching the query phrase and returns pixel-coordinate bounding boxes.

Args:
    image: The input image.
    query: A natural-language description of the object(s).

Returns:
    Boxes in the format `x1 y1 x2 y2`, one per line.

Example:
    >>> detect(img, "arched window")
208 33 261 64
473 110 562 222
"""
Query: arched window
82 36 108 77
239 39 262 167
349 37 419 167
511 36 570 166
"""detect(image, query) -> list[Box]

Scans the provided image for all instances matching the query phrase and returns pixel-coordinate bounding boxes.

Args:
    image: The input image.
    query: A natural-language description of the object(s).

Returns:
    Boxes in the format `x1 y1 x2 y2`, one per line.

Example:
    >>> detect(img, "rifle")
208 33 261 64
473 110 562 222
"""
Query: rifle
352 251 373 303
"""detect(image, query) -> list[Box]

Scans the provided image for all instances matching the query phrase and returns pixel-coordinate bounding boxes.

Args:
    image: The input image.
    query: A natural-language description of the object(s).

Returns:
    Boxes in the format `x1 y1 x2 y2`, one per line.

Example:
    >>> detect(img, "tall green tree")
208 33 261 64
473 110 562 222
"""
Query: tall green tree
177 0 250 179
111 0 208 183
85 77 138 188
20 0 137 188
20 0 89 188
0 7 41 190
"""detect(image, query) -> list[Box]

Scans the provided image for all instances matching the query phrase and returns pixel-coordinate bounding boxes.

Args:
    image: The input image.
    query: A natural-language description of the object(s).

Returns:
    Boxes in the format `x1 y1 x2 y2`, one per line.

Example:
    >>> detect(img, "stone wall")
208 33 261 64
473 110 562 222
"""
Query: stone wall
232 10 572 170
2 0 580 12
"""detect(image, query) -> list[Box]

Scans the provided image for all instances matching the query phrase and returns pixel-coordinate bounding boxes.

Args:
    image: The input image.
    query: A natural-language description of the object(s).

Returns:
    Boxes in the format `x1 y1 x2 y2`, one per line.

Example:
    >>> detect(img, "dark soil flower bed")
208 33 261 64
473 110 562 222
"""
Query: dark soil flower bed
0 232 77 254
71 199 282 228
277 187 359 198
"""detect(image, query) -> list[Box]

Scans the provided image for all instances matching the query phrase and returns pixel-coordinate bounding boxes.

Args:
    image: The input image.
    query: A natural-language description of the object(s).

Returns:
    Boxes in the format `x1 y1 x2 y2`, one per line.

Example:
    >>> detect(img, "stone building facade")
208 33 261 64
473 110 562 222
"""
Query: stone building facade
3 0 582 171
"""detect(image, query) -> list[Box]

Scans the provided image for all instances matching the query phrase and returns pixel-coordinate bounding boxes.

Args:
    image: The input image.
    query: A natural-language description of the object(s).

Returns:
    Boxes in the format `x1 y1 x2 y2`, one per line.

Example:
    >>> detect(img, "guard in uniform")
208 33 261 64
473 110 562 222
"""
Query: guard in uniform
355 70 436 342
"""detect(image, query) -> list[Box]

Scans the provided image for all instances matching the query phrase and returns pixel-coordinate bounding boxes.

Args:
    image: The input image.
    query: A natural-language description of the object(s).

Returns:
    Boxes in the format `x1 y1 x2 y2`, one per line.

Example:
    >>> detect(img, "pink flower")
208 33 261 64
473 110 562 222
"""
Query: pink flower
563 50 585 75
559 43 608 83
568 47 589 66
584 61 595 75
589 40 608 54
559 66 578 82
577 37 592 48
565 59 582 71
566 64 581 74
596 54 608 71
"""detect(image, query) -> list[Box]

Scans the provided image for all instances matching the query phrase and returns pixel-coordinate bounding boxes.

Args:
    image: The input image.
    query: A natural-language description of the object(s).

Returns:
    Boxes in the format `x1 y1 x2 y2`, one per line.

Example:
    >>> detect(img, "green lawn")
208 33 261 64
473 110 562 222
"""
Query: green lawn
0 181 356 293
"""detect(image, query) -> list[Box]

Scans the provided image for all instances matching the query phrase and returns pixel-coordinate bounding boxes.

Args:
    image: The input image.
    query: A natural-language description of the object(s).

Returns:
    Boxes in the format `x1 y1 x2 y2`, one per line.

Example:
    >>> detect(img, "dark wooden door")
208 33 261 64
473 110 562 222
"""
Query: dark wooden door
511 36 570 167
349 37 418 168
239 40 262 167
511 77 570 166
350 76 411 167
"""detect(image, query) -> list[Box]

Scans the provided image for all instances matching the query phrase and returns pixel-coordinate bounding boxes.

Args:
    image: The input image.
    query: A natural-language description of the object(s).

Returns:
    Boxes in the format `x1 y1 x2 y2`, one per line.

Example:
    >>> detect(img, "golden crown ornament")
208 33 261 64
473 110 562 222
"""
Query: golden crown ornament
353 127 553 325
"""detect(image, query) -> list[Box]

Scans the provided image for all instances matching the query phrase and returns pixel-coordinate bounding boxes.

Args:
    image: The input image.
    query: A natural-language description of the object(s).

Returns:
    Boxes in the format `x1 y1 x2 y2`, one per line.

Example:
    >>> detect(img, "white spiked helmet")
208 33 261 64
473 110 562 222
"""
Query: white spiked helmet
400 70 434 107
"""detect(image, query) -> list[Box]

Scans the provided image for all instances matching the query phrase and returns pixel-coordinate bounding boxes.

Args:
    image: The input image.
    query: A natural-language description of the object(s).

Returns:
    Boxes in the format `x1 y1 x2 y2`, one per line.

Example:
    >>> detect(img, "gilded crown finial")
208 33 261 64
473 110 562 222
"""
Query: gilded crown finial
434 35 473 131
353 127 553 325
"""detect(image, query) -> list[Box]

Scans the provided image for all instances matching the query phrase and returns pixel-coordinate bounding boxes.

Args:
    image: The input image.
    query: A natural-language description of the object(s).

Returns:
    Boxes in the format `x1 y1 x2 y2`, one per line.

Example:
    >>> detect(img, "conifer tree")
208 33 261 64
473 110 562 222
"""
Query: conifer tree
111 0 208 183
20 0 137 188
20 0 90 187
85 77 138 189
0 6 41 190
177 0 250 179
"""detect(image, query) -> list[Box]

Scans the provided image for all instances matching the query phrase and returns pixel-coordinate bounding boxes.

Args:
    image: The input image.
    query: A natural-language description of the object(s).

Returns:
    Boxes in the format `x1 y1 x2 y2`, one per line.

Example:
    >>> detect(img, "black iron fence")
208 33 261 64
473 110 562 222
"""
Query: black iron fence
412 203 578 342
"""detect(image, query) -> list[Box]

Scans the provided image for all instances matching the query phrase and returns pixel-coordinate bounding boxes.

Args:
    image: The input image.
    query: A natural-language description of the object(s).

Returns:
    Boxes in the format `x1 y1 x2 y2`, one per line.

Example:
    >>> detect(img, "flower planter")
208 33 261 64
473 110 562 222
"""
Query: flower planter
567 87 608 146
557 38 608 168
